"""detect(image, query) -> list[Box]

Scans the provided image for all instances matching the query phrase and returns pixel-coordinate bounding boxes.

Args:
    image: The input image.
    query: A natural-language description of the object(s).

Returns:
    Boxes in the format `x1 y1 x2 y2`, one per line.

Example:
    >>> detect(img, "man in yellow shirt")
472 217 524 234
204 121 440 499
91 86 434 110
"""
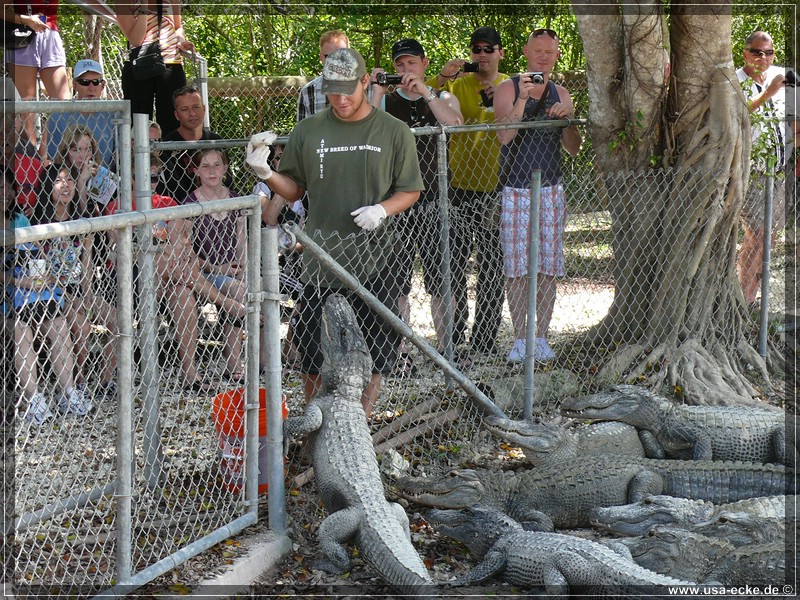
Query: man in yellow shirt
429 26 508 359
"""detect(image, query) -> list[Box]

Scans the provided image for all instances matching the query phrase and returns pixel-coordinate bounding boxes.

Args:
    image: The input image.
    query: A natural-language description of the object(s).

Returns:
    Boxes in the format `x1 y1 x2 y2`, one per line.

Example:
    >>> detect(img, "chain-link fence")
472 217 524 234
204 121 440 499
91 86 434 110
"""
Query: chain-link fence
6 100 274 596
5 8 794 594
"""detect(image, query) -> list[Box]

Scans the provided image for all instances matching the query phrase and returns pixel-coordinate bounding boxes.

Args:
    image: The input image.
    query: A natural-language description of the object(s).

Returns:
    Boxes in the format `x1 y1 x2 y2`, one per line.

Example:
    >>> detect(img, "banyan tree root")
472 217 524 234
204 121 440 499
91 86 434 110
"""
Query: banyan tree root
666 338 762 406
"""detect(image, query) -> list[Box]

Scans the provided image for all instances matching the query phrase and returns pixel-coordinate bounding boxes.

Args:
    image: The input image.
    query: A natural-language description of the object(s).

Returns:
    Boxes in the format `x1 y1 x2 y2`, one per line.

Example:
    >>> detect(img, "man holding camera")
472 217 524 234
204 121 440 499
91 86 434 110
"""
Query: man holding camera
494 28 581 363
735 31 793 307
428 26 509 362
369 39 462 371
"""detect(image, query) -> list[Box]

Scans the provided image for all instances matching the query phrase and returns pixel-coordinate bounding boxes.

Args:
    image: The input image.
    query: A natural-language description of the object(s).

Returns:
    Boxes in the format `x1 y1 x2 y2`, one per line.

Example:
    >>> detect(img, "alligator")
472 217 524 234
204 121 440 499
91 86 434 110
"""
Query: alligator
692 510 788 547
560 384 794 465
426 505 697 594
620 526 786 586
483 416 645 466
393 456 794 530
283 294 434 598
590 494 790 537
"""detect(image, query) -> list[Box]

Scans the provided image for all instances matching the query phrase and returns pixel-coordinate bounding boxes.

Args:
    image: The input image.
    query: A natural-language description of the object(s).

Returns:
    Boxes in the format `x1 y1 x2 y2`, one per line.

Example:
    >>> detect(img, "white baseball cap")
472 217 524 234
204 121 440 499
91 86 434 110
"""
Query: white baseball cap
74 59 104 79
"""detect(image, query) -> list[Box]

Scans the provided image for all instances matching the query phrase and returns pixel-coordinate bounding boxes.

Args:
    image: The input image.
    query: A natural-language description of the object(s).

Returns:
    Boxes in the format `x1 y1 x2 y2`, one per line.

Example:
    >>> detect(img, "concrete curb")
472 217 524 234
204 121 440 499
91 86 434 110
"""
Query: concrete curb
190 530 292 597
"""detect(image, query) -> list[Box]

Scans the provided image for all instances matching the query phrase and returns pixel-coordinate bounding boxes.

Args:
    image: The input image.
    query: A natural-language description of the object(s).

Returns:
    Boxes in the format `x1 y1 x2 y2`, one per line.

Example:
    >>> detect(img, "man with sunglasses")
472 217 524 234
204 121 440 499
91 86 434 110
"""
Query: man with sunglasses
735 31 791 307
427 25 508 360
370 38 463 372
43 59 116 169
494 28 581 363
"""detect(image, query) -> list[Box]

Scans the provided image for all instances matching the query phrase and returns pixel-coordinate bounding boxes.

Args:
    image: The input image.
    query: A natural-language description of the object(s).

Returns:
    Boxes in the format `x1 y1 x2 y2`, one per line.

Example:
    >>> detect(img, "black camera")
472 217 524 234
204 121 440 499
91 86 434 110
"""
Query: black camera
525 72 545 84
785 70 797 87
463 62 479 73
376 73 403 86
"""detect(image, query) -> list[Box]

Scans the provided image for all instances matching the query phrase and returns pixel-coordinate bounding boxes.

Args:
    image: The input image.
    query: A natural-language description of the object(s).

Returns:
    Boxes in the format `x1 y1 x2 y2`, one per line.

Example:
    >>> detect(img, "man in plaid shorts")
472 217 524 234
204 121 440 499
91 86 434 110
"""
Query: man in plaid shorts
494 29 581 363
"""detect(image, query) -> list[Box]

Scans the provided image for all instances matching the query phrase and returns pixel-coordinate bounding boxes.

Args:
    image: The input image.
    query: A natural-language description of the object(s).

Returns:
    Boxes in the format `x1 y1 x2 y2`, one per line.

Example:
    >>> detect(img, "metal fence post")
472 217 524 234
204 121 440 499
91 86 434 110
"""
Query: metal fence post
436 130 455 385
244 200 262 511
261 227 287 534
115 104 134 585
132 114 163 489
758 174 774 359
523 171 541 420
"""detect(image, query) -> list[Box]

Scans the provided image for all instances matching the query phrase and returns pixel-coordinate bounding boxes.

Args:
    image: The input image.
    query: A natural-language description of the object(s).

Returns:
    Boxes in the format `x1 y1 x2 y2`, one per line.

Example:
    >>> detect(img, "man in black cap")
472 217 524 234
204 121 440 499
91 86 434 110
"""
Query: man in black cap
370 39 462 373
426 26 508 361
247 48 423 416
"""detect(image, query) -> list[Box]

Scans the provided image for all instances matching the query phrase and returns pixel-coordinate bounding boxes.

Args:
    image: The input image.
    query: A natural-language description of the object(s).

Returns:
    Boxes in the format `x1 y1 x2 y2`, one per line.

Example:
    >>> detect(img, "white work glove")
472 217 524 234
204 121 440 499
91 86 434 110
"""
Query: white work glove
246 131 277 180
351 204 387 231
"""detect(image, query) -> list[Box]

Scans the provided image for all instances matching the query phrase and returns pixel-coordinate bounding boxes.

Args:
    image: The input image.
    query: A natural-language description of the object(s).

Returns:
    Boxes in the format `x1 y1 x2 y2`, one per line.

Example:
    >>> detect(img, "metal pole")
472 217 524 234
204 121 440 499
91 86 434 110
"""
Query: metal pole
435 131 455 386
133 113 163 489
94 513 259 599
261 227 287 534
523 171 541 420
758 174 774 359
115 104 134 585
244 203 262 512
286 223 506 419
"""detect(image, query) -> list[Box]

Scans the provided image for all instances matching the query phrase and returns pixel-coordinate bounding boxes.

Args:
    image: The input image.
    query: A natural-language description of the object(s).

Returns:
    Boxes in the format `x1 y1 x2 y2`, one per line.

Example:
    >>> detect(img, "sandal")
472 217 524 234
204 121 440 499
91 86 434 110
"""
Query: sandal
392 352 418 378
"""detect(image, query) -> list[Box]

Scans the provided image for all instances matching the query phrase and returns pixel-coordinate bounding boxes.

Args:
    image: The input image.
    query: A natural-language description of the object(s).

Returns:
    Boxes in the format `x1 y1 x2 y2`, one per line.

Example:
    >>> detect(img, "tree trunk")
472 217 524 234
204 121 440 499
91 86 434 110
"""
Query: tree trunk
574 0 770 405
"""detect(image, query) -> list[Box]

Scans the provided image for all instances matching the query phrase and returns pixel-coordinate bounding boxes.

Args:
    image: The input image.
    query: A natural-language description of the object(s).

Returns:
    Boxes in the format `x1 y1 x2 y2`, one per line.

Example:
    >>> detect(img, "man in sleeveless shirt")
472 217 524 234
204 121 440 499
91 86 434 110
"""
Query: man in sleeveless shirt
494 29 581 364
735 31 791 307
370 38 462 370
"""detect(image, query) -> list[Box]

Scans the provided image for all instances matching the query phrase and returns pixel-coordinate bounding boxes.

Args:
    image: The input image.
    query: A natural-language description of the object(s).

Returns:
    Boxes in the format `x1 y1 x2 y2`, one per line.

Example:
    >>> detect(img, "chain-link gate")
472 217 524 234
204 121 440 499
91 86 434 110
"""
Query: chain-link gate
6 100 271 596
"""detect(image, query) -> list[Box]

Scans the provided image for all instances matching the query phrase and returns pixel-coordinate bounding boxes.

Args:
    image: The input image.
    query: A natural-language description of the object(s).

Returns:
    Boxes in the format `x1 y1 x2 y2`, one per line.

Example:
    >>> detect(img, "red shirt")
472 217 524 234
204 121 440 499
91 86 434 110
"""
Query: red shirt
104 194 177 215
14 1 59 30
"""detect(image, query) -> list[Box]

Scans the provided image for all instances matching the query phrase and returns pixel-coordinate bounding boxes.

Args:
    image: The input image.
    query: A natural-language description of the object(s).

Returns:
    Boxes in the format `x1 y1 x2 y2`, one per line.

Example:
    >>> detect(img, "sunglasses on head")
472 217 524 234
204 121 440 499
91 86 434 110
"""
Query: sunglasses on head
471 45 497 54
76 78 105 87
532 28 558 40
746 48 774 57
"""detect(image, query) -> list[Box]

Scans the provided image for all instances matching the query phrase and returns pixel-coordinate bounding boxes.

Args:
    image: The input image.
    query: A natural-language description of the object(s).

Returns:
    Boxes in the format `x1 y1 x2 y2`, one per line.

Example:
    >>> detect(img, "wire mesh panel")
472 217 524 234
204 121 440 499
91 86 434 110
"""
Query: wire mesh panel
8 98 265 593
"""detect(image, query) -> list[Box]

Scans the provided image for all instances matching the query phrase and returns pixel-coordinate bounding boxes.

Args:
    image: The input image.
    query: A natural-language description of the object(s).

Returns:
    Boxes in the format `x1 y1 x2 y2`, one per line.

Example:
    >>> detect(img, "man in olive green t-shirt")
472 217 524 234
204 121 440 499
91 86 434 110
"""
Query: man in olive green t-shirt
248 48 423 416
428 26 508 359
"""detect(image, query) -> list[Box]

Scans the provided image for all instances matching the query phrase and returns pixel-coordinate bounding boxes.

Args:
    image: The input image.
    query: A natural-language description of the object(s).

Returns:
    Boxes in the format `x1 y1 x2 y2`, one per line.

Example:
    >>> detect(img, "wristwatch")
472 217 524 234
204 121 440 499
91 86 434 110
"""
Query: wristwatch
425 91 437 103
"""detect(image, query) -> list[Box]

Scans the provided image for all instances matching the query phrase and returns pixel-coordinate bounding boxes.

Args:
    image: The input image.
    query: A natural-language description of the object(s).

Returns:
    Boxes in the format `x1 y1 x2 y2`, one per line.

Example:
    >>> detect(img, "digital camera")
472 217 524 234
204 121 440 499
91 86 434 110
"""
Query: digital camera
785 70 797 87
525 72 545 84
376 73 403 86
463 62 479 73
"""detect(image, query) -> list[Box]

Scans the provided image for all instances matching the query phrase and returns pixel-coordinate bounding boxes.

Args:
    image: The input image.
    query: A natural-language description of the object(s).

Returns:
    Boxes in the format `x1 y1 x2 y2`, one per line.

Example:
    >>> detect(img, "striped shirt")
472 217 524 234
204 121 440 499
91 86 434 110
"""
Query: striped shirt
134 0 182 64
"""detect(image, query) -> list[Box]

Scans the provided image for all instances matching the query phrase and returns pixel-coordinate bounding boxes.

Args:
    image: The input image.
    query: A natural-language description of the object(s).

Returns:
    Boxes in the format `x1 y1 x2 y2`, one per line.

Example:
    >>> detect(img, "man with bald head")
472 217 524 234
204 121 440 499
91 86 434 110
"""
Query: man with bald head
735 31 792 307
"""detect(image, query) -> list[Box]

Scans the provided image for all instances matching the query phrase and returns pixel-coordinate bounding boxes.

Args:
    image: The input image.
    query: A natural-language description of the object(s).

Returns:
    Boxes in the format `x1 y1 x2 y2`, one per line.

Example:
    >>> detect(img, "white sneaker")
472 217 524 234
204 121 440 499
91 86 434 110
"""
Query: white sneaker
507 339 526 363
24 392 54 425
58 387 93 416
534 337 556 363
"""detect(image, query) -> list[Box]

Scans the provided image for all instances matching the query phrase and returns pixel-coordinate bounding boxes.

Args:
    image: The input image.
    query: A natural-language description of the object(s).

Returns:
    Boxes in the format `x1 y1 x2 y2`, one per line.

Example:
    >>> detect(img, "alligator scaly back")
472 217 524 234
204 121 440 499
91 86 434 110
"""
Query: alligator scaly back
283 294 435 598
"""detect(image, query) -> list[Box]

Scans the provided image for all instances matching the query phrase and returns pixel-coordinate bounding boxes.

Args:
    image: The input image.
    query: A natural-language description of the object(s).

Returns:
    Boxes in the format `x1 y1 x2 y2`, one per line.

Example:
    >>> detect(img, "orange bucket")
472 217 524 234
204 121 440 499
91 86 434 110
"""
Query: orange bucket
211 388 287 494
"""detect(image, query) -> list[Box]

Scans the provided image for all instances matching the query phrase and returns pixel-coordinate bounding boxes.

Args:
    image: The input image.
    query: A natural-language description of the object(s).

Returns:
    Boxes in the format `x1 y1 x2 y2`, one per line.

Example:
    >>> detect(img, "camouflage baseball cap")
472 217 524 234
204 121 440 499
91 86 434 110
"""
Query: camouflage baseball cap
322 48 367 95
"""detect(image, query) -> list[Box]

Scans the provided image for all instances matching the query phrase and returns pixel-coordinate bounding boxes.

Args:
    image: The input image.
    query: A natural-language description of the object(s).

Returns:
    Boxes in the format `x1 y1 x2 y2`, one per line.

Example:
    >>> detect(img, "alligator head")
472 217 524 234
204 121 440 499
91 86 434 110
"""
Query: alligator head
320 293 372 397
393 469 487 508
694 511 784 546
619 525 733 580
426 505 521 557
483 416 576 465
590 495 717 537
560 384 663 428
